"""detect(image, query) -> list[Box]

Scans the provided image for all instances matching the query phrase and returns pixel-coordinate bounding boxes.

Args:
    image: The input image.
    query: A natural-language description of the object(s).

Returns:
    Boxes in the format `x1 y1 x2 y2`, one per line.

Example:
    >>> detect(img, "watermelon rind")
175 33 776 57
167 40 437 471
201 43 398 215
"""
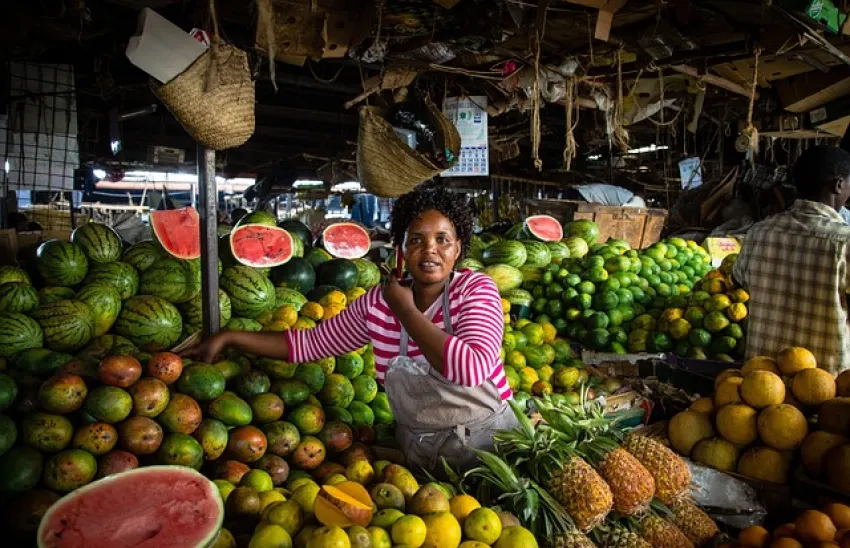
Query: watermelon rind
315 259 360 291
151 207 201 260
237 209 277 228
39 287 77 305
521 240 552 269
353 258 381 289
75 283 123 337
278 219 313 250
565 219 600 246
83 262 139 300
179 289 232 332
0 266 31 286
32 299 96 352
225 317 263 332
122 241 165 273
230 224 294 268
71 222 123 264
36 240 89 287
139 259 197 304
321 222 370 259
0 312 43 358
220 266 276 319
113 295 183 351
37 465 224 548
482 240 527 268
456 258 484 272
0 282 39 314
271 258 316 295
482 264 524 294
274 288 308 311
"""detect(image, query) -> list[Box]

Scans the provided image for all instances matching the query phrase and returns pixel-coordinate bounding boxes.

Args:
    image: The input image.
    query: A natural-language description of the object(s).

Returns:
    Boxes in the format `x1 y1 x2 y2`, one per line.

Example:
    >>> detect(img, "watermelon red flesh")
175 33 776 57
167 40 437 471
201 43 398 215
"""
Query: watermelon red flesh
526 215 563 242
322 223 371 259
151 207 201 260
37 465 223 548
230 225 294 268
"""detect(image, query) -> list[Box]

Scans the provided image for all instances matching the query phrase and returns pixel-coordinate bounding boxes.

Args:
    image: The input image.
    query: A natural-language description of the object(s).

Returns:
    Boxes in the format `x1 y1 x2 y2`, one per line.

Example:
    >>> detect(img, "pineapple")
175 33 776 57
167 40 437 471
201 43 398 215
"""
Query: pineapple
551 531 597 548
533 398 655 516
593 445 656 516
669 499 719 546
594 523 652 548
636 513 695 548
549 454 614 531
495 402 613 531
621 432 691 506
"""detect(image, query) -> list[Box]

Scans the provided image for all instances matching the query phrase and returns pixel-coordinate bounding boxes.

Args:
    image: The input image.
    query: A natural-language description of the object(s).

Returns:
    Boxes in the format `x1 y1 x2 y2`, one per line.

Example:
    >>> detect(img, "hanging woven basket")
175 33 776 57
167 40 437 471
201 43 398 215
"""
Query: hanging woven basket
356 97 461 198
152 38 255 151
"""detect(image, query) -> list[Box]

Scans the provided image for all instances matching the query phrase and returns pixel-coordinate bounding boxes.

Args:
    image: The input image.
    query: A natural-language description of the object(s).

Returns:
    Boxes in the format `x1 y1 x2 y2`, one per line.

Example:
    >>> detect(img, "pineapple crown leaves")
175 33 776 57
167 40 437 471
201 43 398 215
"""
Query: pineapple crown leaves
649 499 674 518
465 449 577 538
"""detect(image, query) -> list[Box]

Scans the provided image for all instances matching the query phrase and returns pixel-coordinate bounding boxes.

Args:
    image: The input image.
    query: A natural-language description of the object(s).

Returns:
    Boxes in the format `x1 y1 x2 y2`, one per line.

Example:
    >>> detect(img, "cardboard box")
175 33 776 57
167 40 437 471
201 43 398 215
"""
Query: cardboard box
0 230 18 264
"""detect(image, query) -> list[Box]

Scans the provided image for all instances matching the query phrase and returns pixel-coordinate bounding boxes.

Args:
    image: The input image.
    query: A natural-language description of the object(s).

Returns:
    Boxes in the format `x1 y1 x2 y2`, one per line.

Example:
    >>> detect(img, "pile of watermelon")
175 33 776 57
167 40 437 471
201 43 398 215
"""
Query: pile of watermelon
0 212 394 544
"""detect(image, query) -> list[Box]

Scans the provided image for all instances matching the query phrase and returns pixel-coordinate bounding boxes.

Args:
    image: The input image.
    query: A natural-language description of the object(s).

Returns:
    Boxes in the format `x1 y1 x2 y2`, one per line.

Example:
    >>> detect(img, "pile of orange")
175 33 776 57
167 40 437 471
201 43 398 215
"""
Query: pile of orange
736 503 850 547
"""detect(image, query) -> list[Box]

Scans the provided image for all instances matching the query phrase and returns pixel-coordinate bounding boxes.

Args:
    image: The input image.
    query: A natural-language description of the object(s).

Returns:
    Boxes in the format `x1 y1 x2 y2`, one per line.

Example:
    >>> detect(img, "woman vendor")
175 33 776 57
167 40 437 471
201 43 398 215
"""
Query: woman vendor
189 183 518 472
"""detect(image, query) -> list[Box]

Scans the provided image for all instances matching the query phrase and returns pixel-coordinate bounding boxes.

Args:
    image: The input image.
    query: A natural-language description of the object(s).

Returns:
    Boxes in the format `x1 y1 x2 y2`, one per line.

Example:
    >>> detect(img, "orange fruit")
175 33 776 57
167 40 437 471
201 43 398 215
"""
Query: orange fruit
777 347 817 376
792 368 837 407
770 538 802 548
739 525 770 547
837 370 850 397
773 523 796 538
824 503 850 530
742 356 780 376
795 509 838 543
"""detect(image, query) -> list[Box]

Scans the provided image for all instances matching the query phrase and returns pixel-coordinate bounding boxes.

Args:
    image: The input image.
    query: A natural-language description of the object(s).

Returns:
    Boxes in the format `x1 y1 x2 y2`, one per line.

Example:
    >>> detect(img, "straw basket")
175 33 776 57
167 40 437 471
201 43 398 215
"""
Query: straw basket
356 97 461 198
152 39 255 151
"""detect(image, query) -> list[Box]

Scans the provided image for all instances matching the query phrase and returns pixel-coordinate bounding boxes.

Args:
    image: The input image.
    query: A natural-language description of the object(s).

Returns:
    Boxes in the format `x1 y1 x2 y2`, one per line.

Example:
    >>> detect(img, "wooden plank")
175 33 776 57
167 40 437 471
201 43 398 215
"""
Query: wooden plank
777 66 850 113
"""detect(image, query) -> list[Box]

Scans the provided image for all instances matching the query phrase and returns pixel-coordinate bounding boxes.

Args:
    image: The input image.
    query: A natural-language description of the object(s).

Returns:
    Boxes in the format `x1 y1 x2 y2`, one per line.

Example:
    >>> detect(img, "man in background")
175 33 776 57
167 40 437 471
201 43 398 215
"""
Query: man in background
734 145 850 373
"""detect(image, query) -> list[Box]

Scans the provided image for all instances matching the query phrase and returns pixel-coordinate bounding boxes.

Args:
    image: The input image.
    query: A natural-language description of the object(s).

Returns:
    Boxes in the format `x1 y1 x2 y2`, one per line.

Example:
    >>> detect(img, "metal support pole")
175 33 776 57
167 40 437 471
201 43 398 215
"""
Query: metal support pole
198 146 220 336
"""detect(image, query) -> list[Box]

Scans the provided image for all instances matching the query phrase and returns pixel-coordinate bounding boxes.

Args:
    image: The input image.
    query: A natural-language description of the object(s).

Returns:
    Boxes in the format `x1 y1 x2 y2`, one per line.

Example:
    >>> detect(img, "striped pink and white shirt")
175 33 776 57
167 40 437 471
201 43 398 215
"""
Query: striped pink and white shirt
286 270 511 400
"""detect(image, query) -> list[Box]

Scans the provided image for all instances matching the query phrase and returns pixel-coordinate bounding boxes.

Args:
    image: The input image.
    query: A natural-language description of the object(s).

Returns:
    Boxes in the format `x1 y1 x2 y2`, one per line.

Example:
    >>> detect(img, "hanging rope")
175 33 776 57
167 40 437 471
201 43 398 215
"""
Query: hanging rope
562 76 578 170
742 47 762 162
611 49 630 152
256 0 277 92
531 5 548 171
647 67 682 127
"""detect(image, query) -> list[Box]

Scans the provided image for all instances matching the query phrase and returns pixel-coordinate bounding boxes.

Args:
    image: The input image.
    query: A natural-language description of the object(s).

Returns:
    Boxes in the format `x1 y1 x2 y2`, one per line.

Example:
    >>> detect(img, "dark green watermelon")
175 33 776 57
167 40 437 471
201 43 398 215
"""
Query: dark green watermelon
306 285 343 303
278 220 313 250
270 258 316 294
315 259 359 291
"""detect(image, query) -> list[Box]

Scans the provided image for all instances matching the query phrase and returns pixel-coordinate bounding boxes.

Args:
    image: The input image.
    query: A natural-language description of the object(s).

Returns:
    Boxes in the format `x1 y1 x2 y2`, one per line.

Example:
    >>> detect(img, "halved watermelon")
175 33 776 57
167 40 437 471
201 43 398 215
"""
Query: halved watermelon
37 465 224 548
524 215 563 242
321 222 370 259
230 224 294 268
151 207 201 260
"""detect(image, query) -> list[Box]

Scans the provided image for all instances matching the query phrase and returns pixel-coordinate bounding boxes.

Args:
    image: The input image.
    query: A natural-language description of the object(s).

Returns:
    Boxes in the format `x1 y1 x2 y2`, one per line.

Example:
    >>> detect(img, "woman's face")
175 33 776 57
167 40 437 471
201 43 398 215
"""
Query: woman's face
403 209 461 286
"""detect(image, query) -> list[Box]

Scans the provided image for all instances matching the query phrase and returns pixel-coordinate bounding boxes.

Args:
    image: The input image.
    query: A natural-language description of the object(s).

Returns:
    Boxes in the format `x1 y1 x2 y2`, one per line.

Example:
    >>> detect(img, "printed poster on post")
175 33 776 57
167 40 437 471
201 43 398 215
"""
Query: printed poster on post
442 96 489 177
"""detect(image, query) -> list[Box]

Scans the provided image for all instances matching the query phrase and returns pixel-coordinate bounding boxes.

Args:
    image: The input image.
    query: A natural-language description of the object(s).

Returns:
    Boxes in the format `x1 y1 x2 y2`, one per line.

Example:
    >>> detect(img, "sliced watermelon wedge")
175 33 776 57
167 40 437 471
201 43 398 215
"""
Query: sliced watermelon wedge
151 207 201 260
321 222 371 259
230 224 294 268
525 215 563 242
38 465 224 548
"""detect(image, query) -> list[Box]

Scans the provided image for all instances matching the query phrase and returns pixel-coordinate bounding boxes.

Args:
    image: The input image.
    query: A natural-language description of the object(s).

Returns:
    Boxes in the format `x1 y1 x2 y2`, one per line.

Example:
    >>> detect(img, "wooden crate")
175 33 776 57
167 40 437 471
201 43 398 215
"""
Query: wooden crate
526 199 667 249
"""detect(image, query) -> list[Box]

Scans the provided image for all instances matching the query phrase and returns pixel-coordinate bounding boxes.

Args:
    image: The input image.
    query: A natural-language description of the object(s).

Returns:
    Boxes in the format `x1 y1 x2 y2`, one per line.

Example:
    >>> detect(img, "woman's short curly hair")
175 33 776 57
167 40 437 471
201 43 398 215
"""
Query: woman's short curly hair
390 182 474 255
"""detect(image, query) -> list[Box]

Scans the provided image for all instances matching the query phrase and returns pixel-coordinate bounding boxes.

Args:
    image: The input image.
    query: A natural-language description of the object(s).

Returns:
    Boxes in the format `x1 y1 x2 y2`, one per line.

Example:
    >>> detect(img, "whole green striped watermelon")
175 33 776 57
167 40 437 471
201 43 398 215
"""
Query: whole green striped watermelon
36 240 89 287
0 266 31 286
0 282 38 314
140 259 196 303
482 264 524 294
122 241 165 273
178 289 232 332
353 259 381 289
71 222 122 264
221 265 275 318
546 241 571 263
83 262 139 300
0 313 43 357
482 240 527 268
271 258 315 294
521 241 552 269
237 210 276 227
457 258 484 272
225 318 263 332
114 295 183 351
563 236 589 259
32 299 95 352
274 288 307 311
39 286 77 305
75 284 122 337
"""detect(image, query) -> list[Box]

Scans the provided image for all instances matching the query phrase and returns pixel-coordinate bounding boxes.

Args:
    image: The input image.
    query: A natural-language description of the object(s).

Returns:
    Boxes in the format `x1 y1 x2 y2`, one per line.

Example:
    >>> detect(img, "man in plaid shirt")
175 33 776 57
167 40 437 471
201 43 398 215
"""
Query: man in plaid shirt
734 145 850 374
